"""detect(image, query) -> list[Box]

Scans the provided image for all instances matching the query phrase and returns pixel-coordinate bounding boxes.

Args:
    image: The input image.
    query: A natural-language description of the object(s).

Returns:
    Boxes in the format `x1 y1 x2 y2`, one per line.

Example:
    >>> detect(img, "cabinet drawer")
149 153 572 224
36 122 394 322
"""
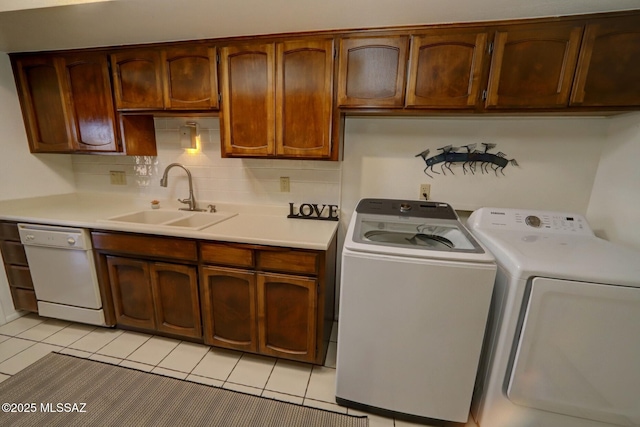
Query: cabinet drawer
6 265 33 290
10 287 38 313
1 241 28 266
0 222 20 241
257 249 319 275
92 232 197 261
200 242 255 268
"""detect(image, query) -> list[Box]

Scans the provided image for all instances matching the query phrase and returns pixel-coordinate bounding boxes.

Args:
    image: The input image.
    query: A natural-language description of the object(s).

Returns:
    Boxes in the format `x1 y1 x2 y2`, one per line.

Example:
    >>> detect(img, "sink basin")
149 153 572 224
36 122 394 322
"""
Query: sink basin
103 209 237 230
163 212 236 229
106 210 185 224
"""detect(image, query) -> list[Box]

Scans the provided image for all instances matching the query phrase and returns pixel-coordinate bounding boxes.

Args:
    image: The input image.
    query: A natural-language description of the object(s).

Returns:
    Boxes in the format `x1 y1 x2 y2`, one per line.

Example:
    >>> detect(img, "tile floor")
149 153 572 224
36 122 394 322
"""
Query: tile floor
0 314 478 427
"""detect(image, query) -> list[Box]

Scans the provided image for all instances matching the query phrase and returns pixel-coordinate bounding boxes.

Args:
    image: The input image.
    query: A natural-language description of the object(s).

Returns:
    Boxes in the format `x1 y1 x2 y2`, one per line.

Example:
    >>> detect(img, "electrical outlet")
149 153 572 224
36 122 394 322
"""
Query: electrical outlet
419 183 431 200
110 170 126 185
280 177 290 192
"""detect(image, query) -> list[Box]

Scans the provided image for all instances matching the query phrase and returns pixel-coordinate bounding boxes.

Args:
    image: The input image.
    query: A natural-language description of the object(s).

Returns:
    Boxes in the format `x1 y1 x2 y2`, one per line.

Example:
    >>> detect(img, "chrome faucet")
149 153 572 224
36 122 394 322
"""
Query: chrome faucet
159 163 204 211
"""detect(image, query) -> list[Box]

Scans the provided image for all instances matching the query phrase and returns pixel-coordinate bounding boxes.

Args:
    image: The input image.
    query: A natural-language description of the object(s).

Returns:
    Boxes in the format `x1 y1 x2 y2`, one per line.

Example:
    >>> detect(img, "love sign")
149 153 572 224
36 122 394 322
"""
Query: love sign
288 203 339 221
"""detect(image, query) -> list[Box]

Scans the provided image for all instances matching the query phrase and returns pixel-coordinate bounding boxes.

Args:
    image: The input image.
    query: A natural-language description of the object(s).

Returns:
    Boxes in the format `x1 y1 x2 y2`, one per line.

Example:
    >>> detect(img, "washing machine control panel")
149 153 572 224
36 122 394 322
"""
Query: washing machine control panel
469 208 594 235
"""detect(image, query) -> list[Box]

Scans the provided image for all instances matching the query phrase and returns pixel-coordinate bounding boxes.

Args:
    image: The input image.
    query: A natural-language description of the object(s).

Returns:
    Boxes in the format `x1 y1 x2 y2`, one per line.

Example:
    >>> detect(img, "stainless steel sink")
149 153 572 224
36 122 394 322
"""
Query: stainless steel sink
103 210 237 230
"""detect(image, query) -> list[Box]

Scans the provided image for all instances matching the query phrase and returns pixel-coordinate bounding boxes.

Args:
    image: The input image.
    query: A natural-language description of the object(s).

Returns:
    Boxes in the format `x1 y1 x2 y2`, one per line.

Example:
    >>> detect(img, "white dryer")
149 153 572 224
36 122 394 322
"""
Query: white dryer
336 199 496 423
467 207 640 427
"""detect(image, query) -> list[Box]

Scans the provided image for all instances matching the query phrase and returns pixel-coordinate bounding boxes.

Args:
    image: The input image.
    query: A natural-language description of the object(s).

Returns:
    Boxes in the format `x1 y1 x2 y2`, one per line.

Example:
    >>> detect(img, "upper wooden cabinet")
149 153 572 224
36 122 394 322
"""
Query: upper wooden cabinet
406 30 488 109
13 53 119 153
111 49 164 110
485 22 583 109
338 36 409 107
111 46 219 110
219 43 275 157
220 38 335 159
571 15 640 107
162 46 219 109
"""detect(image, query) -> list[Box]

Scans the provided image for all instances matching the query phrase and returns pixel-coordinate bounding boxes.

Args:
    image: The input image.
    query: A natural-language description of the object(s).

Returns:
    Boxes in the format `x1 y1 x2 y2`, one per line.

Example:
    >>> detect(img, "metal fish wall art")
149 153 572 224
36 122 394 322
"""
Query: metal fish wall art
415 143 518 178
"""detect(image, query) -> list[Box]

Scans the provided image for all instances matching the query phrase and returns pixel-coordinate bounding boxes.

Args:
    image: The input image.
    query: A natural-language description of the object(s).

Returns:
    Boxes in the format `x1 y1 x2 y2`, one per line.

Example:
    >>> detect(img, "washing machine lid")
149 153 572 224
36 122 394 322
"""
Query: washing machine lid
345 199 494 262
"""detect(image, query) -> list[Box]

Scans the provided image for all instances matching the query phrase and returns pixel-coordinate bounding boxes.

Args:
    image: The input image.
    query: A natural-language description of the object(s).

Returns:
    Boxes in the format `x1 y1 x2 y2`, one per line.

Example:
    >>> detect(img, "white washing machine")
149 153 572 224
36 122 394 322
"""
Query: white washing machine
336 199 496 423
467 207 640 427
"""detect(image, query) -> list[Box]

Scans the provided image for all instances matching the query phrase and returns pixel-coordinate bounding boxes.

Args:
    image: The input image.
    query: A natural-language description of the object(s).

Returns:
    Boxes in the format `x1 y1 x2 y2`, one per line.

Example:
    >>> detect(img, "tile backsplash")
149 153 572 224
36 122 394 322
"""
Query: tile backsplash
72 117 342 208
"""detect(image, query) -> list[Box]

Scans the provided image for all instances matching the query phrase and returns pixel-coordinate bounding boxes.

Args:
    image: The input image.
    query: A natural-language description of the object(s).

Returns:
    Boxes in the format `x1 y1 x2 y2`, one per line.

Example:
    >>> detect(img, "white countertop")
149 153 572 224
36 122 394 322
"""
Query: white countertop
0 193 338 250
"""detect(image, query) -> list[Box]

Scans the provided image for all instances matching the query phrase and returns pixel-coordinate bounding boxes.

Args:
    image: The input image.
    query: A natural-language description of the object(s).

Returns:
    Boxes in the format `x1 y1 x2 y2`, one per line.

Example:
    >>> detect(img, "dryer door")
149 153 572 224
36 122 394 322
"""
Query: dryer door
507 277 640 426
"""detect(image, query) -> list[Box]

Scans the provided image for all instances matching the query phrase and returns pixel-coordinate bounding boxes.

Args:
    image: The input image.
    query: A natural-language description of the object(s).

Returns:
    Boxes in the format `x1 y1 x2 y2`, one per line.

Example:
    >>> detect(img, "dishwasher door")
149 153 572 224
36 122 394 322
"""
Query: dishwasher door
18 224 106 325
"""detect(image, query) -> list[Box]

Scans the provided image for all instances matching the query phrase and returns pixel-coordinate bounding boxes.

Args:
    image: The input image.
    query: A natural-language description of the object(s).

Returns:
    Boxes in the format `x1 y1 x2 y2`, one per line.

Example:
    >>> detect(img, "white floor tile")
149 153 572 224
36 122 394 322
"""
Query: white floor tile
347 408 394 427
157 341 209 373
0 338 35 363
67 328 123 352
186 374 224 388
191 347 242 381
262 390 304 405
324 341 337 368
126 336 179 365
226 353 275 389
152 366 188 380
16 319 71 342
95 331 151 358
0 373 9 383
0 335 9 344
89 353 123 365
119 359 154 372
305 366 337 403
58 348 92 358
42 324 96 346
303 398 347 414
0 343 62 375
264 360 312 397
0 315 45 336
223 382 263 396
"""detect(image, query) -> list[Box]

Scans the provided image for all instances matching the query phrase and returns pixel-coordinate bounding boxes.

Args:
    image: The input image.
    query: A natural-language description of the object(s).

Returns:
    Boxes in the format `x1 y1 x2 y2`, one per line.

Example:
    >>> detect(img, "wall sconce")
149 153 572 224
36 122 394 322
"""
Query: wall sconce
179 122 199 149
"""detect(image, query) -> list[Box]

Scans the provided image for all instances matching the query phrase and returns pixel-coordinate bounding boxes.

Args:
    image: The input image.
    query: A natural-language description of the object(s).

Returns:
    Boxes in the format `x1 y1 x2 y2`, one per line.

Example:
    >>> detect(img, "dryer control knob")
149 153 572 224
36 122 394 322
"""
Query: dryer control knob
525 215 542 228
400 203 412 212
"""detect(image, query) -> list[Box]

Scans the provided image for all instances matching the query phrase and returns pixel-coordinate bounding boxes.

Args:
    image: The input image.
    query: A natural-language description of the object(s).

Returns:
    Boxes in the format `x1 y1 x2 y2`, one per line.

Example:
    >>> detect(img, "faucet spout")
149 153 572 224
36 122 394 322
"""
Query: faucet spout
160 163 202 211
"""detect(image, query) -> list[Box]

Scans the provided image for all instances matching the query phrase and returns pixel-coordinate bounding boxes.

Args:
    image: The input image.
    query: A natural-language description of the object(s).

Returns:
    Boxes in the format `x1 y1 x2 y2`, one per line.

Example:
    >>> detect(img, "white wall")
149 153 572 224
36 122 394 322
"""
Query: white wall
587 112 640 250
340 116 607 226
0 52 76 323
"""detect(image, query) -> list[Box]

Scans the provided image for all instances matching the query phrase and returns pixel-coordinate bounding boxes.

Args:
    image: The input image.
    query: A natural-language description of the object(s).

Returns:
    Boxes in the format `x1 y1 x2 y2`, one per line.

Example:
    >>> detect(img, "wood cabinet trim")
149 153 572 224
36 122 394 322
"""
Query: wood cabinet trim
92 231 198 261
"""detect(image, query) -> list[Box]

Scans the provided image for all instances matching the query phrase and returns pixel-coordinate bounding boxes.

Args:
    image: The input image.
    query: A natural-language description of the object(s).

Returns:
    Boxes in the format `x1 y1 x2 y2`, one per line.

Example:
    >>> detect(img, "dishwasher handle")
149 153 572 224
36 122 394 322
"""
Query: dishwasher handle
18 223 93 250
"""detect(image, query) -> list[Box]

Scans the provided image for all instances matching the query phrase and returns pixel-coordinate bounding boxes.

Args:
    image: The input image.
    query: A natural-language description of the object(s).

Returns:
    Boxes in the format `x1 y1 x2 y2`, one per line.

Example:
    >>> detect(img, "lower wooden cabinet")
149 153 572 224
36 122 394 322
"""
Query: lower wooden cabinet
200 266 257 352
257 273 317 361
0 221 37 313
199 240 336 364
93 230 336 364
104 254 202 339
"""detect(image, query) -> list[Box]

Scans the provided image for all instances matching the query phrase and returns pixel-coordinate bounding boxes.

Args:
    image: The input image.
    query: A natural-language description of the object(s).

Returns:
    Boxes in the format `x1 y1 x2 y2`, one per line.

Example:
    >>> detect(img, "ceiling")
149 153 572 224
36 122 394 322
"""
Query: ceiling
1 0 639 53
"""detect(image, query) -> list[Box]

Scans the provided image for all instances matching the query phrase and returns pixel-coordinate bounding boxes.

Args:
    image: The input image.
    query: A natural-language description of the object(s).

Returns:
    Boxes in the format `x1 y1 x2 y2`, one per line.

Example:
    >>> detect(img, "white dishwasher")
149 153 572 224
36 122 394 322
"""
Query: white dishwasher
18 224 107 326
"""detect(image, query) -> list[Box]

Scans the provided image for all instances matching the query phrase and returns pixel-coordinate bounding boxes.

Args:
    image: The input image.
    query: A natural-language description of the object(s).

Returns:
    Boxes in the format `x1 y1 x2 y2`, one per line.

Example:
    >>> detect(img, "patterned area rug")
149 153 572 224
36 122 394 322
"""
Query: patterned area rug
0 353 367 427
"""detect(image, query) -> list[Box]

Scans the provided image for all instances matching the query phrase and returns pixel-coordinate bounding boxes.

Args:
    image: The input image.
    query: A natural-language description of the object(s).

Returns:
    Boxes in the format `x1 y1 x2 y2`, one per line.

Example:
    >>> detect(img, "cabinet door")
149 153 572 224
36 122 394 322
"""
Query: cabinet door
162 46 219 109
406 31 487 108
257 273 317 362
106 256 156 330
571 15 640 107
111 49 164 110
219 43 275 157
200 266 257 352
276 39 334 158
13 56 73 152
60 53 119 152
150 263 201 339
338 36 408 107
486 23 583 108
